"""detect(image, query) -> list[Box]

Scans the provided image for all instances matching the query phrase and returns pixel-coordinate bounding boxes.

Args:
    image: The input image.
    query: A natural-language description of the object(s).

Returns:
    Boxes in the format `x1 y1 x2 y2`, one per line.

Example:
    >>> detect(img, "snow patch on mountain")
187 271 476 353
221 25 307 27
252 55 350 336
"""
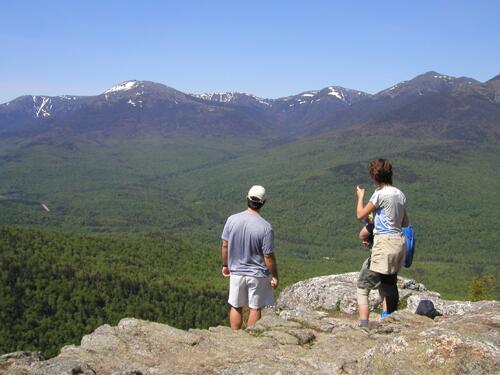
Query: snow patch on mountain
259 100 271 106
193 92 272 107
327 87 345 100
280 86 368 107
194 87 370 108
433 74 452 80
127 98 144 108
33 96 52 118
104 81 139 94
195 92 237 103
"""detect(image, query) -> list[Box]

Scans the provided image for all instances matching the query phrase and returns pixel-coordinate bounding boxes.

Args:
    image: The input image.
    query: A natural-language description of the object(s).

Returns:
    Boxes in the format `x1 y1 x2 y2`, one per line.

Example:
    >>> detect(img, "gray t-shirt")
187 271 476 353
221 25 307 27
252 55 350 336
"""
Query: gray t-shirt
369 186 406 235
221 210 274 277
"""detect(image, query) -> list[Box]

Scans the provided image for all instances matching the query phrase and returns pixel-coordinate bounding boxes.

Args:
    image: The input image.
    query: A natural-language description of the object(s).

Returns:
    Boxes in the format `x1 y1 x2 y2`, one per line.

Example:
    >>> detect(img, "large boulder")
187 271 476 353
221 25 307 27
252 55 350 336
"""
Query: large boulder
276 272 486 317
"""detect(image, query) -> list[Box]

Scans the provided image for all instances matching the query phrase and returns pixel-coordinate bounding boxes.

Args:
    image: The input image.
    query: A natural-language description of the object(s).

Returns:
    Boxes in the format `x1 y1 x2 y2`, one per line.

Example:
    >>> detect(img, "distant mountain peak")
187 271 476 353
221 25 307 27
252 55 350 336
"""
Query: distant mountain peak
104 80 140 94
415 71 478 85
487 74 500 82
326 87 345 100
422 70 449 76
377 71 481 98
326 86 367 100
414 71 454 81
299 91 319 97
283 86 368 108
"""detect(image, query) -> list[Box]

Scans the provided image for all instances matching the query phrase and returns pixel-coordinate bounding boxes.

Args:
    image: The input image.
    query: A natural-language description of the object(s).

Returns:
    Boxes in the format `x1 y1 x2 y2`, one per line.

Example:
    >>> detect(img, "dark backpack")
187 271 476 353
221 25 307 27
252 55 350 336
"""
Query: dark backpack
415 300 441 319
402 225 415 268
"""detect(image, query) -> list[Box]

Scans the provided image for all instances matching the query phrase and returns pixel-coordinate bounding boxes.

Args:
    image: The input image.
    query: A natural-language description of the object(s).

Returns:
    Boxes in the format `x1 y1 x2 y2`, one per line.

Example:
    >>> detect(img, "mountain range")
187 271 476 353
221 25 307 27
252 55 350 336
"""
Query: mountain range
1 71 499 141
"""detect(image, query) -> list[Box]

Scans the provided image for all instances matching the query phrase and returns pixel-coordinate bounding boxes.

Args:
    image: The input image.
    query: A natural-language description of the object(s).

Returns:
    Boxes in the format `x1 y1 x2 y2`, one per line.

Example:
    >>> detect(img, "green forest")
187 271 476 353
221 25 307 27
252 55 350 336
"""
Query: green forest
0 227 226 357
0 131 498 358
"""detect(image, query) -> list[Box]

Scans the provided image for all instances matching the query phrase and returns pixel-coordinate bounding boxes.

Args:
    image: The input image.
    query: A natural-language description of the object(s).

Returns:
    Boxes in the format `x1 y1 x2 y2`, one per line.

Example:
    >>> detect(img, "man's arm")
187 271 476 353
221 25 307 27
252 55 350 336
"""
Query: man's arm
264 253 279 288
221 240 230 277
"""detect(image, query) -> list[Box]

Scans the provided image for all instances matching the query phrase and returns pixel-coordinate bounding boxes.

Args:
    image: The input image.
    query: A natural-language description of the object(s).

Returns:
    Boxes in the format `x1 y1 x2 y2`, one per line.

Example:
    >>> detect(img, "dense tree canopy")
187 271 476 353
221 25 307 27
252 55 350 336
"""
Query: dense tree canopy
0 227 228 357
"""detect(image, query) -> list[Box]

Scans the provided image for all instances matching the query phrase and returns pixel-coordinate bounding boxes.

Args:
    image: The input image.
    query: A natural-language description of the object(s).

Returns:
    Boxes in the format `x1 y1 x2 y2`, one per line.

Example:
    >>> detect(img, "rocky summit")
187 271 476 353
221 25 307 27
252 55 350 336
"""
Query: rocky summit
1 273 498 375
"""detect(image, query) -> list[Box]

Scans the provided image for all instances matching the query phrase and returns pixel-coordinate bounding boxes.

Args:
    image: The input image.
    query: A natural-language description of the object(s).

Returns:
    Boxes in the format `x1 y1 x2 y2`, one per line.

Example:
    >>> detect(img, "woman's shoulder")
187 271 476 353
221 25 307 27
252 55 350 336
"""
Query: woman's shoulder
392 186 405 195
378 186 406 199
388 186 406 201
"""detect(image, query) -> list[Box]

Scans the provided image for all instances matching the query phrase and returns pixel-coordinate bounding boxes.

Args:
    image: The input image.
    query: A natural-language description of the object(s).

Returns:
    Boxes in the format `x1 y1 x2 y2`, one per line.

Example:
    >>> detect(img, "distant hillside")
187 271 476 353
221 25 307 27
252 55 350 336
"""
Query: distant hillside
0 131 497 300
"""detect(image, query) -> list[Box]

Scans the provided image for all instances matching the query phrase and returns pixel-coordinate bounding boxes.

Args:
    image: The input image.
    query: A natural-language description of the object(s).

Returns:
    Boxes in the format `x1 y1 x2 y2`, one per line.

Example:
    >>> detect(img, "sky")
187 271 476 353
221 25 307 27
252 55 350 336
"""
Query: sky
1 0 499 103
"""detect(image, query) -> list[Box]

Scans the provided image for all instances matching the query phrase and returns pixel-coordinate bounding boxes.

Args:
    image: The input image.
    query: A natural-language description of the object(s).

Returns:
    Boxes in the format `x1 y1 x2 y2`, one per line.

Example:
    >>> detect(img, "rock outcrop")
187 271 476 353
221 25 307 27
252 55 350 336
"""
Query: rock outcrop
1 274 499 374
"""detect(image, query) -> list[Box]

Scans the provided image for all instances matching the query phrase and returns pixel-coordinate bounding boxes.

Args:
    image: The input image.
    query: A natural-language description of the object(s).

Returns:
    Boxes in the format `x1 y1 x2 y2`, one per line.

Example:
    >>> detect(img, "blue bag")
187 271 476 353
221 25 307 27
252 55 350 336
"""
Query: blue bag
402 225 415 268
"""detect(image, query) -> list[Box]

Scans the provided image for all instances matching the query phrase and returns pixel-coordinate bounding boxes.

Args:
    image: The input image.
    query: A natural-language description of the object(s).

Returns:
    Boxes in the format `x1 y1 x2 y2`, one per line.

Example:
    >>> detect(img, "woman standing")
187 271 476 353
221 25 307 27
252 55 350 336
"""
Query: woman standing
355 159 409 329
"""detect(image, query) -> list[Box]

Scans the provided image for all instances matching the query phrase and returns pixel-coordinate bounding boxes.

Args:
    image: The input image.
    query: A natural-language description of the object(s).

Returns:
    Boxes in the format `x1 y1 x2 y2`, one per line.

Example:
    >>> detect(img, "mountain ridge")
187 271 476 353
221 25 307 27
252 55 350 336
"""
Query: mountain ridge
3 70 498 106
2 71 499 142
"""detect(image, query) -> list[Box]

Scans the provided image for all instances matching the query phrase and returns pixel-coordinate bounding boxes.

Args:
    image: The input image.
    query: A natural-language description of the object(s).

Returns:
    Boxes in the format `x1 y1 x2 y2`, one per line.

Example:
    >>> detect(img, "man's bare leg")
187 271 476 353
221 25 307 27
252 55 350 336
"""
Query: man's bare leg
229 307 243 330
247 308 261 327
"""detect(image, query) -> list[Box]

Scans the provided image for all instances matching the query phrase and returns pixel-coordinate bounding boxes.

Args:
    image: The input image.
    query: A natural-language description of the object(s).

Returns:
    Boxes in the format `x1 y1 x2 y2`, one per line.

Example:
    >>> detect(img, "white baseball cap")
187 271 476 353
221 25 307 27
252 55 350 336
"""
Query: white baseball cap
247 185 266 202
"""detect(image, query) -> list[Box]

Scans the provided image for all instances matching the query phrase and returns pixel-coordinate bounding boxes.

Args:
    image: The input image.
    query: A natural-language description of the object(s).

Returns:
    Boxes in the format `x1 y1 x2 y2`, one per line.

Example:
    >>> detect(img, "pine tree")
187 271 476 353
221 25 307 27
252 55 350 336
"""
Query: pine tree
468 273 496 301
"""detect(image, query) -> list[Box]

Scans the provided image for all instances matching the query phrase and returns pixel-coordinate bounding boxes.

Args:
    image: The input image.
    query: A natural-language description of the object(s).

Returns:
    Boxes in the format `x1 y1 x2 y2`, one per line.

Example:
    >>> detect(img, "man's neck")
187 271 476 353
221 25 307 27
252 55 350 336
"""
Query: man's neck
247 207 261 214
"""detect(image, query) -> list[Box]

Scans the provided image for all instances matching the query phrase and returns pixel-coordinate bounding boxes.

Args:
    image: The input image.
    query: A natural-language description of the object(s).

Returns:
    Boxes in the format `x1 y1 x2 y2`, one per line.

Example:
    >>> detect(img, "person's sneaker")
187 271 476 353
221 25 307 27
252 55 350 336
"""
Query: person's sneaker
357 324 370 334
358 320 370 334
380 311 389 319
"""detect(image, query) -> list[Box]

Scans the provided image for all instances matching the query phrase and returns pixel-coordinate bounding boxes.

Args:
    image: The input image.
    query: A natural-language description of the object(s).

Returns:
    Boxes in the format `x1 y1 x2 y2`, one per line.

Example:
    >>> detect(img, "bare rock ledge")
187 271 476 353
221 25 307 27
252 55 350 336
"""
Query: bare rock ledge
1 273 499 375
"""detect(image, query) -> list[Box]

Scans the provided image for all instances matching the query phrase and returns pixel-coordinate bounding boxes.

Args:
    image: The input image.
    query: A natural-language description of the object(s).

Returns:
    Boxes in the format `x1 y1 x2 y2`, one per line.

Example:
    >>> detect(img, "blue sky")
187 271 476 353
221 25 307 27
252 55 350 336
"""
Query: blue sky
1 0 499 103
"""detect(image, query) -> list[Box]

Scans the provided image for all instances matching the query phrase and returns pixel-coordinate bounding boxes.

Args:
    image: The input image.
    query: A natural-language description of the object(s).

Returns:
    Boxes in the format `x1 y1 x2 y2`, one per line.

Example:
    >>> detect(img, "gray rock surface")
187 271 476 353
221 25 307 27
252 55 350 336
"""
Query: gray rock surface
277 272 437 315
2 273 499 375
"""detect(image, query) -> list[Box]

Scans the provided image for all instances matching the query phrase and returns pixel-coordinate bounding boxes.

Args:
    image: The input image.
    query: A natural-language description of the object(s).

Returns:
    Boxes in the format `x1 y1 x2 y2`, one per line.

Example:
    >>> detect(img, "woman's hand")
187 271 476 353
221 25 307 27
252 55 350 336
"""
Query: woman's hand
356 185 365 199
356 186 375 220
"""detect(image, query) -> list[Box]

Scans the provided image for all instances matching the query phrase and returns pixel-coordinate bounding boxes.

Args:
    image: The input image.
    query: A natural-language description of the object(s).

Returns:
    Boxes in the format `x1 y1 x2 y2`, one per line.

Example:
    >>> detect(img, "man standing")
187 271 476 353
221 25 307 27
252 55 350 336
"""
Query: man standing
221 185 279 329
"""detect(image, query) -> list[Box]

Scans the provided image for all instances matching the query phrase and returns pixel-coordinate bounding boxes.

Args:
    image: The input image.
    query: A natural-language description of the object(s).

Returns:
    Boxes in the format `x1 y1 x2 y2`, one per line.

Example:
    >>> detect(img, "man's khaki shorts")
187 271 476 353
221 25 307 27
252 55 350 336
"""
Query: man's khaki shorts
228 274 274 309
369 234 406 274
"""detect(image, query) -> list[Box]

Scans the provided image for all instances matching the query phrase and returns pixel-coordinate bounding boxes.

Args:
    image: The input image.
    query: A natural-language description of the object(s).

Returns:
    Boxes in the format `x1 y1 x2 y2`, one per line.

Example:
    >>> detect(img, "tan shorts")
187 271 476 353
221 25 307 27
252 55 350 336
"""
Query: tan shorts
228 274 274 309
369 234 406 274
